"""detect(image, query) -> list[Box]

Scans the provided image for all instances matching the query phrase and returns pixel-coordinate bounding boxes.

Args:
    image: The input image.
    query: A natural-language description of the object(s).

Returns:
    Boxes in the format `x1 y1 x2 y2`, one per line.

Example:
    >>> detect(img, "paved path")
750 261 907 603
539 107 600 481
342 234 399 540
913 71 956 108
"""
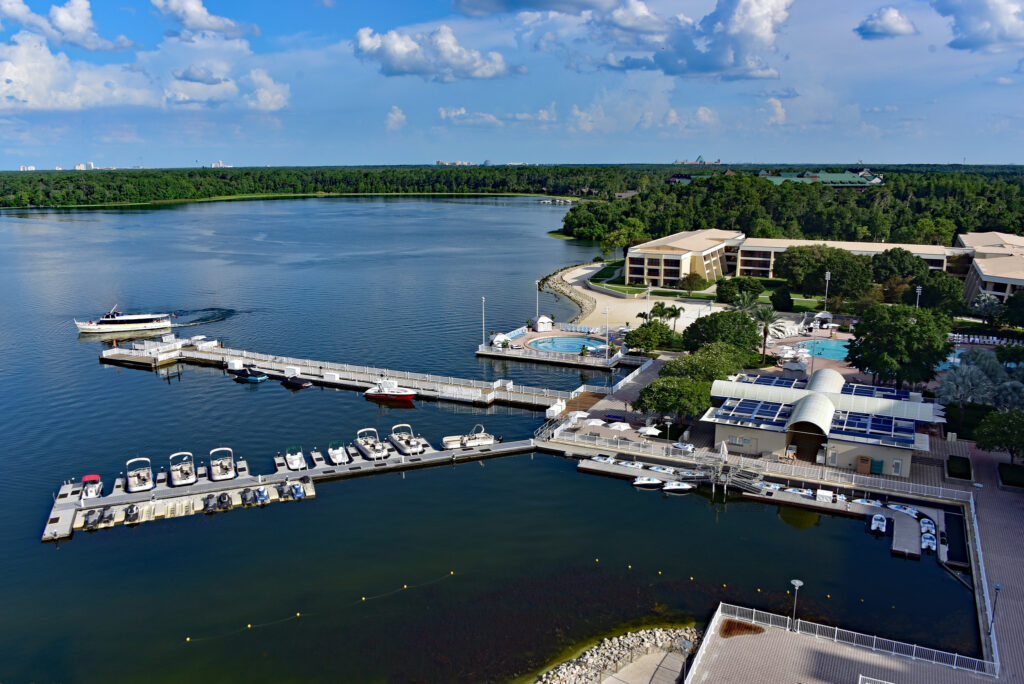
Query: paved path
602 651 685 684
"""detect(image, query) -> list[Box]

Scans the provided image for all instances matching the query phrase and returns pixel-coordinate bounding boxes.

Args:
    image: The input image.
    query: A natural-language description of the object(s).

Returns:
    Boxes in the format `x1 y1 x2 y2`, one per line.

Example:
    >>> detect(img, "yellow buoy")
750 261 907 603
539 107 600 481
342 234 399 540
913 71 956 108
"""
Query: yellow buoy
450 571 454 575
757 588 761 593
689 576 694 581
628 565 632 570
658 571 662 575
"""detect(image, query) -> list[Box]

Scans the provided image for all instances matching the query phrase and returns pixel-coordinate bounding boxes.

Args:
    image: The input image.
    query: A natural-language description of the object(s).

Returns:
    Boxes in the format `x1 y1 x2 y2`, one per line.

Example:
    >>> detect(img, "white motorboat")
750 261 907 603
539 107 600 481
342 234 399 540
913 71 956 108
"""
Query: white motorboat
591 456 616 464
327 441 350 465
757 481 782 490
680 470 706 479
920 518 936 535
441 424 495 450
364 378 417 401
208 447 236 481
886 503 919 518
650 466 676 476
620 461 646 470
285 446 307 471
921 533 937 552
74 305 172 333
80 474 103 502
125 457 154 493
663 481 694 494
168 452 197 486
871 514 887 533
632 476 663 489
785 487 813 497
388 424 428 456
355 428 389 460
853 498 883 507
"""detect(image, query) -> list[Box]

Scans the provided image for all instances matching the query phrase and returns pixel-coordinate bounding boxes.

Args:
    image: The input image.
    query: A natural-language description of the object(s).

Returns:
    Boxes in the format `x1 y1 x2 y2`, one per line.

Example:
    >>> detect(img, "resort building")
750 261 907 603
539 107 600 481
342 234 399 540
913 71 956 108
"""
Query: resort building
700 369 945 478
734 238 952 278
756 169 885 187
625 229 746 286
957 232 1024 303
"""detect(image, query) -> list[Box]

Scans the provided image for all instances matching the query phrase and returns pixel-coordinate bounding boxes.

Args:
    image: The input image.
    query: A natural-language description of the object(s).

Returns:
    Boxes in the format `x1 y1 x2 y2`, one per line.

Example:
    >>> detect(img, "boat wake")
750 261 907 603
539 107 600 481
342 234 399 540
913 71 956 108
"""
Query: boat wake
169 307 240 328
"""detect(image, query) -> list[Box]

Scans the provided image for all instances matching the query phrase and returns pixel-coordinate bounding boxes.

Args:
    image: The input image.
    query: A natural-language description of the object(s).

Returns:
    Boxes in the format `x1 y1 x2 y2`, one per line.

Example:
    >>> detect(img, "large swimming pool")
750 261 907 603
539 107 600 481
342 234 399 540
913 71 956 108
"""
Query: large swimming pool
528 335 608 353
796 339 962 370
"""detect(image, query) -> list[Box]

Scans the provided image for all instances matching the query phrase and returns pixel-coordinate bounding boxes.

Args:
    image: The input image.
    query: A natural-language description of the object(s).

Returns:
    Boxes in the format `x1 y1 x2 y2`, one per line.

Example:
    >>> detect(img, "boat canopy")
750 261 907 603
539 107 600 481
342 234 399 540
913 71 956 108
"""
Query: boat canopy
81 474 100 483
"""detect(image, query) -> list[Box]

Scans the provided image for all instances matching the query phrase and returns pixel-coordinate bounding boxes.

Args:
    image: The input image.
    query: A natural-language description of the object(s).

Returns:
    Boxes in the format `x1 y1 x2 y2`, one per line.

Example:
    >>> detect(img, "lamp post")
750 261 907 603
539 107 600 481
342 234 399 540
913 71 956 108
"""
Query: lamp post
989 583 1003 635
605 306 611 359
664 416 673 443
790 578 804 629
823 271 831 318
915 285 923 309
481 296 486 347
535 280 540 321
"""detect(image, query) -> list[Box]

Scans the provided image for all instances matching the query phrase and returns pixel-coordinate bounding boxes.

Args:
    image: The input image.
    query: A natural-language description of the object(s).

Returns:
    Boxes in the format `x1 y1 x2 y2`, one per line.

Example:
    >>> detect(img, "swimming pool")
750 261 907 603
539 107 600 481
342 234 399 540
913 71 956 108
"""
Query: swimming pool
796 339 963 370
528 335 608 353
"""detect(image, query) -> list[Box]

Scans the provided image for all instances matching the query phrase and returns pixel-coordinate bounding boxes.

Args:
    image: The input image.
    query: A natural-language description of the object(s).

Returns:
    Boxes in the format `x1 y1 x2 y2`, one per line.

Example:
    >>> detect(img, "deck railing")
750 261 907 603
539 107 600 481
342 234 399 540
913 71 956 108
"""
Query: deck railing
612 357 654 393
477 344 623 368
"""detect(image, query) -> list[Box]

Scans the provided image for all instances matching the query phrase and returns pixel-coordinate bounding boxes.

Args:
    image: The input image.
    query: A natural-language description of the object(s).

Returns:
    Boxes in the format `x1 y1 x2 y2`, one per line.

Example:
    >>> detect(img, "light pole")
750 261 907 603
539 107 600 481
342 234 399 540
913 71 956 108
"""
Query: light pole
790 578 804 629
664 416 673 443
605 306 611 359
989 583 1003 635
915 285 923 309
823 271 831 323
535 280 540 321
481 296 486 347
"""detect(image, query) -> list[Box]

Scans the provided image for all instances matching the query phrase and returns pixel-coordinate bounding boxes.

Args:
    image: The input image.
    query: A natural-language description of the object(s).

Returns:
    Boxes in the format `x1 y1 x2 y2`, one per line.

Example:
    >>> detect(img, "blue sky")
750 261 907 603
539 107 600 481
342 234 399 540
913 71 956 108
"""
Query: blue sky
1 0 1023 168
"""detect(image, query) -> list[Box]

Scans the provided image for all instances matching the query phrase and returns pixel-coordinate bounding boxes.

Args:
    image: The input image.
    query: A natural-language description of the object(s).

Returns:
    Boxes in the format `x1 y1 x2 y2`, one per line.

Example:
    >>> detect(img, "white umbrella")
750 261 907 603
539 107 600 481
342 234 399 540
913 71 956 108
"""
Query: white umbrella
719 440 729 459
567 411 590 421
608 422 632 431
637 426 661 436
584 418 607 426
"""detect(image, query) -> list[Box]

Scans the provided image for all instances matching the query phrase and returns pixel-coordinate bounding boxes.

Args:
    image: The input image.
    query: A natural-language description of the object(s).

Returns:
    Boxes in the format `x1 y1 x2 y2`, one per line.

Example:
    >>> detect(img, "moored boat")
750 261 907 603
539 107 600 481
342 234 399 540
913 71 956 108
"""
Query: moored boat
441 424 495 450
285 446 307 471
921 532 937 552
254 486 270 504
208 447 236 481
282 375 312 390
355 428 389 460
620 461 646 470
853 498 883 507
650 465 676 476
388 424 427 455
663 481 694 494
364 378 417 401
591 456 616 464
632 476 663 489
168 452 197 486
327 441 350 465
230 366 267 383
871 514 887 533
125 457 154 493
920 518 936 535
784 487 813 497
80 474 103 502
74 305 172 334
886 503 919 518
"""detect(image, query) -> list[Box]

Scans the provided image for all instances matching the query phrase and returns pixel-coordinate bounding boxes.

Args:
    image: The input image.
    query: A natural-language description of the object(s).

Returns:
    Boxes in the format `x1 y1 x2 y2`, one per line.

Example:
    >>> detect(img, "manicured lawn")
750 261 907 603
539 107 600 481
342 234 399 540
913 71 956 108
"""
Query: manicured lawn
592 259 624 280
999 463 1024 487
942 403 996 440
947 455 973 480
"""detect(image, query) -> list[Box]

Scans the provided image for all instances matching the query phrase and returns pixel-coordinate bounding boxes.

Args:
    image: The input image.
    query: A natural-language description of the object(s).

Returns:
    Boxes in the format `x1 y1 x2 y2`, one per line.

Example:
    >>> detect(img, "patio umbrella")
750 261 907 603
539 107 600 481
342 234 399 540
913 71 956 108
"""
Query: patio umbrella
607 422 632 431
567 411 591 421
584 419 607 426
637 426 661 436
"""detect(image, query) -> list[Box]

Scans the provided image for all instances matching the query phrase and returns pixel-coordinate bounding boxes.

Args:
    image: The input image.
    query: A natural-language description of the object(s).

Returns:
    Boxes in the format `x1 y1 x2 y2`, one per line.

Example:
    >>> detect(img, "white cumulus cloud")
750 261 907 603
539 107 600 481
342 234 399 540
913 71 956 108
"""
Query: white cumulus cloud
929 0 1024 51
355 24 516 81
607 0 668 33
513 101 557 122
151 0 251 37
0 0 133 50
855 7 918 40
243 68 288 111
439 106 503 125
454 0 616 16
765 97 785 124
386 105 406 130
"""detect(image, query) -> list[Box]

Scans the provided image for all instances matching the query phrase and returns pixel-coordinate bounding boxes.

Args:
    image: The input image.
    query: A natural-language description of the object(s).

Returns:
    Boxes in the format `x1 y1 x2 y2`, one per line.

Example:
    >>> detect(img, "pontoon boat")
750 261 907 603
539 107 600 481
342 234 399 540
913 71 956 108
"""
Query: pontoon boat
441 424 495 450
168 452 197 486
285 446 307 471
208 447 236 481
125 457 154 493
388 424 428 455
355 428 389 460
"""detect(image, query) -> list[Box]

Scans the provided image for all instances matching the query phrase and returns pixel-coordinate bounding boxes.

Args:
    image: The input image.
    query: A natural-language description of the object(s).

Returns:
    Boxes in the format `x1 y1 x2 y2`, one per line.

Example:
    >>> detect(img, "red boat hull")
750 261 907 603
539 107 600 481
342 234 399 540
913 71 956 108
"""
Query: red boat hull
364 392 416 400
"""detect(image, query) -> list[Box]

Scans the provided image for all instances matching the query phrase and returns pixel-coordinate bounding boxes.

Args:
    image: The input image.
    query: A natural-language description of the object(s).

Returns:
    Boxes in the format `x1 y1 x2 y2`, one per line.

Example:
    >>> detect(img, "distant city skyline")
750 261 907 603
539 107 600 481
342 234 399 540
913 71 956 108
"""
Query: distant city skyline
1 0 1023 169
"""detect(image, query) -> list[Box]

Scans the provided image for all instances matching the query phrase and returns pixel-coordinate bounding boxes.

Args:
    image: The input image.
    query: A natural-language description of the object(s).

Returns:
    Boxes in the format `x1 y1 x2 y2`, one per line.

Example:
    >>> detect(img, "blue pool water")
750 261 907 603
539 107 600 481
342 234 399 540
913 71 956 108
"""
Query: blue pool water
797 339 962 370
528 335 607 353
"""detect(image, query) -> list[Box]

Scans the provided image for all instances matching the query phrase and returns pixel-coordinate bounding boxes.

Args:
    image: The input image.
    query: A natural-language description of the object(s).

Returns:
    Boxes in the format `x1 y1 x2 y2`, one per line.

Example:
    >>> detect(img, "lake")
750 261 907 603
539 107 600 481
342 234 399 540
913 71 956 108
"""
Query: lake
0 197 979 682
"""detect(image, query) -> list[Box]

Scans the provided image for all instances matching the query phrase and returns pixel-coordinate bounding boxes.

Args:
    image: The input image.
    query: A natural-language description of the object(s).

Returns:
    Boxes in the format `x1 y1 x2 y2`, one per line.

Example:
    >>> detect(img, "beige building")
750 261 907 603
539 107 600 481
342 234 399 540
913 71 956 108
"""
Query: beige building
700 369 943 478
957 232 1024 303
625 229 745 287
735 238 952 278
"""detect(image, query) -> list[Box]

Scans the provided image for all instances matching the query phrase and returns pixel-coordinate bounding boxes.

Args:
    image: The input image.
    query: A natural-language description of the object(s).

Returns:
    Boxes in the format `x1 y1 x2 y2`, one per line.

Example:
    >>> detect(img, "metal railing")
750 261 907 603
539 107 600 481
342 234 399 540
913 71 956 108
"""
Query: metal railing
709 603 996 676
969 494 1001 675
476 344 622 368
612 357 654 392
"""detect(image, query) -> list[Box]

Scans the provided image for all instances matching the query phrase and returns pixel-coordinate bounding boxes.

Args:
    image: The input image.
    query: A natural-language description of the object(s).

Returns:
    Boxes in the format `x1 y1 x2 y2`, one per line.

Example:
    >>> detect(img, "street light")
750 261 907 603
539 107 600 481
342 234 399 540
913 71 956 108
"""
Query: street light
790 579 804 629
664 416 673 442
535 280 541 321
823 271 831 315
915 285 923 309
989 583 1004 635
481 296 486 347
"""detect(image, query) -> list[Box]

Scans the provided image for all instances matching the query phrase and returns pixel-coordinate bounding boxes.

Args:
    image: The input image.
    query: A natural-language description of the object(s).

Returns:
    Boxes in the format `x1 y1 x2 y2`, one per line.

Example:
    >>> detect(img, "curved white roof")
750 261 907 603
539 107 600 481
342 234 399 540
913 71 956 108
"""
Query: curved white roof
536 315 552 323
785 393 836 435
807 368 845 394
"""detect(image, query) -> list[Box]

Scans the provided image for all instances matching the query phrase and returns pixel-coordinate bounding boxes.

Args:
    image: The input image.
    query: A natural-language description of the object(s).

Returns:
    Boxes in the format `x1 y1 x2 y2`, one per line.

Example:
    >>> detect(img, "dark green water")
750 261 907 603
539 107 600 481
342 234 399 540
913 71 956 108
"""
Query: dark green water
0 197 978 682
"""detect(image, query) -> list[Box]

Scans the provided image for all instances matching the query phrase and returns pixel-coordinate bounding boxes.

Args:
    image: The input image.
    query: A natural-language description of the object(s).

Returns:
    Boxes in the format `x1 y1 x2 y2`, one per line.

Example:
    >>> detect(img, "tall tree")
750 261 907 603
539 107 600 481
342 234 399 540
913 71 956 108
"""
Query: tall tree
730 291 761 315
752 305 788 365
904 270 964 312
633 376 713 423
680 273 706 297
871 248 930 283
845 304 953 388
663 304 683 332
974 410 1024 463
970 293 1003 327
1002 291 1024 328
659 341 748 381
937 364 994 432
679 311 760 353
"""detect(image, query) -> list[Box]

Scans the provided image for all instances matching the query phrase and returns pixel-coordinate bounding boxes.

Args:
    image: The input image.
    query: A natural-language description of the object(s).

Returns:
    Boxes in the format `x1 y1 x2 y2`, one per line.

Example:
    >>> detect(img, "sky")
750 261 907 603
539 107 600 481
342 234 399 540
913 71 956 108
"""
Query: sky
1 0 1023 168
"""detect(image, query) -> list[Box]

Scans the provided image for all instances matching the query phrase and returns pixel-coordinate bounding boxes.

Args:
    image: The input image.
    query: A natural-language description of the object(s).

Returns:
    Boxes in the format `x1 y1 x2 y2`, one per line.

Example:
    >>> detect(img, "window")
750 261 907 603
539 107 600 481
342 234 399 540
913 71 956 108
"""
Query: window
729 436 743 446
892 459 902 476
827 449 837 466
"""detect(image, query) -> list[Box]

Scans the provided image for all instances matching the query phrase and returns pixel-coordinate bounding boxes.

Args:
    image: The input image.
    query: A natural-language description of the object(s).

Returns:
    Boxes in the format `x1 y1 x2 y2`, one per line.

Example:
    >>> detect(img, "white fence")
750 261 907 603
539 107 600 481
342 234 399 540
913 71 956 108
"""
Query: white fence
477 344 623 368
970 494 1001 675
612 357 654 393
708 603 996 676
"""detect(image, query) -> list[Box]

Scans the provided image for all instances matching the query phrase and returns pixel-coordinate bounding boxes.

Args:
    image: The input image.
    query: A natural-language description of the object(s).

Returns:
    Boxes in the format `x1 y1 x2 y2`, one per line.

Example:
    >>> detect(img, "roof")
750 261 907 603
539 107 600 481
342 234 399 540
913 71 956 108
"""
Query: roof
536 315 552 322
805 368 844 394
786 393 836 435
972 254 1024 282
629 229 745 255
740 237 949 256
956 231 1024 249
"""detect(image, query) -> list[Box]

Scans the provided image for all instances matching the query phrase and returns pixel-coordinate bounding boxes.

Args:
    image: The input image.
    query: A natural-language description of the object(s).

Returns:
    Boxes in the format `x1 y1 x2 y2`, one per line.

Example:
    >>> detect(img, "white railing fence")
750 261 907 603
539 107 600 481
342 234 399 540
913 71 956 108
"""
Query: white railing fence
612 357 654 393
477 344 622 368
970 495 1000 675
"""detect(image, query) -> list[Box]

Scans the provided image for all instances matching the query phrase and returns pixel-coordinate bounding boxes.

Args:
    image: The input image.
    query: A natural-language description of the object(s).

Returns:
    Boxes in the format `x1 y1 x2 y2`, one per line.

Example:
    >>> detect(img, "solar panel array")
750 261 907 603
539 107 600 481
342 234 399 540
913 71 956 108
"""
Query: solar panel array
831 409 917 446
840 384 912 401
741 375 802 388
715 397 792 429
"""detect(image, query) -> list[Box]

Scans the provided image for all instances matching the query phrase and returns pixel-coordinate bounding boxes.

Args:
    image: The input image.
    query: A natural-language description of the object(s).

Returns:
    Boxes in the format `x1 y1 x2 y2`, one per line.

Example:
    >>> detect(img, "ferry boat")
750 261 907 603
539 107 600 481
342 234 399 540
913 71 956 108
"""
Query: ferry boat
285 446 307 471
364 378 417 401
663 481 694 494
125 457 154 493
388 424 428 455
208 447 236 481
327 441 350 465
441 424 495 450
74 305 172 334
80 474 103 502
168 452 197 487
355 428 389 460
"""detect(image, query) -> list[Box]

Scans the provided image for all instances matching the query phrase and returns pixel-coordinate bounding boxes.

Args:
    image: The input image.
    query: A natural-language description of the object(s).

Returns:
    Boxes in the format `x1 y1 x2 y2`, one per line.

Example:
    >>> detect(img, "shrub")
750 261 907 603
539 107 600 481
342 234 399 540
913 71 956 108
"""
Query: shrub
947 455 972 480
770 287 794 312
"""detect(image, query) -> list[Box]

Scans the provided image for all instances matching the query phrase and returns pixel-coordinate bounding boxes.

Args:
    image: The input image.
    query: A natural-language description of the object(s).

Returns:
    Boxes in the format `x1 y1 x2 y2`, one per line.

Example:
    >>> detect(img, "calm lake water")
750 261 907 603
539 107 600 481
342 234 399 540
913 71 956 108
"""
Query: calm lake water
0 197 978 682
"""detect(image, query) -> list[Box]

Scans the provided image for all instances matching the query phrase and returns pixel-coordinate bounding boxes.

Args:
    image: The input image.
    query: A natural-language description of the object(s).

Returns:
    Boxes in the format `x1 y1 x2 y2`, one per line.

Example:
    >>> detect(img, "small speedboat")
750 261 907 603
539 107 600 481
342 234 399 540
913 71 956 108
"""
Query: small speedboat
679 470 706 479
230 366 267 383
784 487 813 497
125 457 154 493
254 486 270 504
441 424 495 450
663 481 694 494
632 476 663 489
650 465 676 475
327 441 350 465
282 375 312 390
285 446 307 471
853 498 883 508
758 482 782 491
920 518 936 535
168 452 197 487
887 503 919 518
921 533 937 552
80 474 103 502
620 461 646 470
208 447 236 481
591 456 616 464
388 424 428 455
74 305 171 334
871 514 887 533
355 428 389 460
364 378 417 401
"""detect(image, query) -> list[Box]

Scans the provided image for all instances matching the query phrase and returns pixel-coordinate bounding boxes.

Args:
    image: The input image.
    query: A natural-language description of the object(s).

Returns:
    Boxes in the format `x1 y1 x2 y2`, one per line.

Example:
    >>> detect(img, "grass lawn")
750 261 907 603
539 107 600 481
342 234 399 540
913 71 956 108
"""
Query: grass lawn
947 455 973 480
592 259 624 280
942 403 996 440
998 463 1024 487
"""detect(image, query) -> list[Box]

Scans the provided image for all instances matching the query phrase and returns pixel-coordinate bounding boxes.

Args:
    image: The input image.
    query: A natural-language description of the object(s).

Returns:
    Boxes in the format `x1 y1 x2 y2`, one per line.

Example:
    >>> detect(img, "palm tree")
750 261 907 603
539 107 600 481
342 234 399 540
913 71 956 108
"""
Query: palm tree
650 301 669 322
636 311 650 323
731 291 761 316
664 304 683 332
938 364 994 433
753 305 788 365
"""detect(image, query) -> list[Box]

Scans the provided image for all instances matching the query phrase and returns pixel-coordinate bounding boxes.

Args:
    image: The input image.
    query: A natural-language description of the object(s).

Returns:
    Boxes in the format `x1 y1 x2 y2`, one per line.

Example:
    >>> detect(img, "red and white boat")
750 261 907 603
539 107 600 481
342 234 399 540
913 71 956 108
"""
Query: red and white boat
363 378 416 401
